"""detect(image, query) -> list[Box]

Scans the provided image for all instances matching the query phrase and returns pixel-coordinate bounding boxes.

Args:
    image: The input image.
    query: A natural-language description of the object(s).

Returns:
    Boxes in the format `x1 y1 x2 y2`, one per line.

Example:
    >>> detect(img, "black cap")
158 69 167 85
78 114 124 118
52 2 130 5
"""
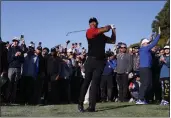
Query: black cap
89 17 98 24
43 47 49 52
37 46 42 51
119 43 127 48
51 48 56 52
132 45 140 49
134 71 140 78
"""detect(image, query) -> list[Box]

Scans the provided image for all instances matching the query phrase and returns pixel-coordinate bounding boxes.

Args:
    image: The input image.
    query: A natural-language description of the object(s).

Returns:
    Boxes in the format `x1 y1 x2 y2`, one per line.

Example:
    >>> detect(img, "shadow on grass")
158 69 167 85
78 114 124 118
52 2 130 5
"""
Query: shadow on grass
97 104 135 112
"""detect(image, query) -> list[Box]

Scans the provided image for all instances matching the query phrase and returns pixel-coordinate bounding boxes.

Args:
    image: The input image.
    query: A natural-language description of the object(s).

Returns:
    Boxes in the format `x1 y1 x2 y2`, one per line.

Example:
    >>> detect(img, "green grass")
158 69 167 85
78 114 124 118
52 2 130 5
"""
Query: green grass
1 102 170 117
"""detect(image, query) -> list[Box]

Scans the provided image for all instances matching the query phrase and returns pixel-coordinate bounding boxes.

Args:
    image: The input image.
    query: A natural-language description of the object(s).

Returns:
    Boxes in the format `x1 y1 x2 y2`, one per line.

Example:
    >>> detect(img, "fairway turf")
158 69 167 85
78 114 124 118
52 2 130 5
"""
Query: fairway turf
1 102 170 117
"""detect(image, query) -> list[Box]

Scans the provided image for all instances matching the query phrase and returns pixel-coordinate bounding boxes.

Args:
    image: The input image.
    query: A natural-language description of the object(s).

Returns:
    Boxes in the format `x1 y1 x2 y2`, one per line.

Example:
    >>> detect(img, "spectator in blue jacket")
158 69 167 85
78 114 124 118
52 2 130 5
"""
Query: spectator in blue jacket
159 45 170 105
136 27 161 105
100 52 117 102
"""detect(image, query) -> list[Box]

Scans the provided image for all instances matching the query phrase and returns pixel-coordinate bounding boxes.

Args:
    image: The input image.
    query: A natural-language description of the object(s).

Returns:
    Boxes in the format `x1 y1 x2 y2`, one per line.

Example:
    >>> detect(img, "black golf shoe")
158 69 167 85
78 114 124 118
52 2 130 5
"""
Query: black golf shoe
78 103 84 112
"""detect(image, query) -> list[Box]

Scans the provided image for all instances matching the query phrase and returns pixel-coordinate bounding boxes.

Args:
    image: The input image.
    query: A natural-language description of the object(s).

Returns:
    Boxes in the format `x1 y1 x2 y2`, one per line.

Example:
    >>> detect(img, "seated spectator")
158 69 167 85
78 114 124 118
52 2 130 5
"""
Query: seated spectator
129 72 140 102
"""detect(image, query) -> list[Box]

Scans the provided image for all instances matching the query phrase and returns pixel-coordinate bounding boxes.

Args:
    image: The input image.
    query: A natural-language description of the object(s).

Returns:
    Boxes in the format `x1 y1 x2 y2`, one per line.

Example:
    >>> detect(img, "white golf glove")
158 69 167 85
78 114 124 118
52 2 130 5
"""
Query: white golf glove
110 24 115 29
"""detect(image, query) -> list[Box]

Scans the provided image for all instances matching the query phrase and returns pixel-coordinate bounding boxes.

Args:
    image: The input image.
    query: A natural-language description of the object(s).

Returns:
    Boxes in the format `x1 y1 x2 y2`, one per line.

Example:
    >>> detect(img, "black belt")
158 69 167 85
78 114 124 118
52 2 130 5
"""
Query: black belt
88 56 105 60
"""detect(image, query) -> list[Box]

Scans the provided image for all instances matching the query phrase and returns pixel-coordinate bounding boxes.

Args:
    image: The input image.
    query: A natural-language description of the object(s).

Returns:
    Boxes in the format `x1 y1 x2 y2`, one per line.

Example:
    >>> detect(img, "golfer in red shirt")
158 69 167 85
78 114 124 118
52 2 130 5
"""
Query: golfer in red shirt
78 17 116 112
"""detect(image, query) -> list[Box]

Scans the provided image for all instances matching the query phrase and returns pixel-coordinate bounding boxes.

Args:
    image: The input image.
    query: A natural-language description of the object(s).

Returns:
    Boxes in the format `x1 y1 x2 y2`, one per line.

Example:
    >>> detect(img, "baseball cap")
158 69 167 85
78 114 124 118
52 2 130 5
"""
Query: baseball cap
51 48 56 52
141 38 149 45
12 37 19 42
29 43 35 49
43 47 49 52
37 46 42 51
132 45 140 49
164 45 170 49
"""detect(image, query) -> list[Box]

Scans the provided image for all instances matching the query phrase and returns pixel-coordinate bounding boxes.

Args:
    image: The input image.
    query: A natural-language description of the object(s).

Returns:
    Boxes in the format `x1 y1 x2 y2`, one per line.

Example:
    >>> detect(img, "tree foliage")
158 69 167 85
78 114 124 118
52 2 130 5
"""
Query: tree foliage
129 42 140 48
129 0 170 48
152 0 170 46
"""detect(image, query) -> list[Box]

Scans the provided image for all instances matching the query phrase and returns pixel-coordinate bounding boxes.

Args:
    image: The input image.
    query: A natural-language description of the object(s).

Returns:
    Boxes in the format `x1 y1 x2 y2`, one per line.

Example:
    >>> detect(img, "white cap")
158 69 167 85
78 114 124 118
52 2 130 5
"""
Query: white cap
67 48 73 53
141 38 149 45
29 43 35 48
13 37 18 40
164 45 170 49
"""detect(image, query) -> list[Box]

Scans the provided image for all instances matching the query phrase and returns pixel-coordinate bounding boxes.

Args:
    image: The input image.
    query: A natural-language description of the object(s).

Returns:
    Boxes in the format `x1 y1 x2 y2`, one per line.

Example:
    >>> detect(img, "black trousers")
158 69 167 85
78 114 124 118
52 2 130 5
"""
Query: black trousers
161 78 170 102
113 72 118 100
100 75 113 101
139 67 152 101
20 76 35 104
79 57 105 109
41 76 49 104
116 73 128 102
149 71 161 101
71 76 82 103
32 77 44 104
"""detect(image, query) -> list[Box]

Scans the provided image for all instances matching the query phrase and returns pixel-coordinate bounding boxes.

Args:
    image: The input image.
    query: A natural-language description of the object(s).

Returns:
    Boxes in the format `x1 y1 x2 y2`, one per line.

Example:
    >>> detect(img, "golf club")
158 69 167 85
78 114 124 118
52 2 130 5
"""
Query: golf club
166 38 170 45
66 29 86 36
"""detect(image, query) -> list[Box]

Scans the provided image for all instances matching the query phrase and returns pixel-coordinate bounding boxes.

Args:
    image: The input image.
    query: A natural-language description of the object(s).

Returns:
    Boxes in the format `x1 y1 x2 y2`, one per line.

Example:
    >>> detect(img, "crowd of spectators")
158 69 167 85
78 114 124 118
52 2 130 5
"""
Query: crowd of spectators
0 34 170 106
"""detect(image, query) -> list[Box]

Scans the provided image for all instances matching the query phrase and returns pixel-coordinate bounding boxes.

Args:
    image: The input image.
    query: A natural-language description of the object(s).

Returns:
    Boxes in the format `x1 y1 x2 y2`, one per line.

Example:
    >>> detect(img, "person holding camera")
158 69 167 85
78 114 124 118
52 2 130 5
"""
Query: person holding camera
20 44 39 105
6 37 24 104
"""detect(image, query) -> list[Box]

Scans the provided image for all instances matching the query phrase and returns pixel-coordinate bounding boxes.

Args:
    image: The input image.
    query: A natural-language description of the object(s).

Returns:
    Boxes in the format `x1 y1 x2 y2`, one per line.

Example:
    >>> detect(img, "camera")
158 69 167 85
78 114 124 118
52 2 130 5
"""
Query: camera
20 35 24 41
38 42 42 46
66 40 70 44
79 43 82 46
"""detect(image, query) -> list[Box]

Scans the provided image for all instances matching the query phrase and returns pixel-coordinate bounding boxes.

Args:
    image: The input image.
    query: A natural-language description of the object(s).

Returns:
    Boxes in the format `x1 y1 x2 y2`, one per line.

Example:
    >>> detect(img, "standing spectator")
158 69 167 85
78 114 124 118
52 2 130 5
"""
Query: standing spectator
128 48 133 55
41 47 50 105
132 46 140 73
33 47 46 104
159 45 170 105
20 45 39 105
6 37 24 104
116 43 132 102
136 27 161 105
0 41 8 103
47 48 61 104
100 52 116 102
150 46 161 103
0 41 8 81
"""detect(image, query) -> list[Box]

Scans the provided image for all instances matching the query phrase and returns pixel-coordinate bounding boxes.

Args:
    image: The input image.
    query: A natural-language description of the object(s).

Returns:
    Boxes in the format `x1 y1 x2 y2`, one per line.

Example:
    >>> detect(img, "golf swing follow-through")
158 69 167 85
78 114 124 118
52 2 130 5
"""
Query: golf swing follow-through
77 17 116 112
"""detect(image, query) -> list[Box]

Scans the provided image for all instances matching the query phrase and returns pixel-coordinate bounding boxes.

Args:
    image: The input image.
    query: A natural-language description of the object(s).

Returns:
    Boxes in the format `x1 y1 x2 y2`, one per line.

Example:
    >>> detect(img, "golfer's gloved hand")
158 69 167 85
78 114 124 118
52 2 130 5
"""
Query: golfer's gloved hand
110 24 115 29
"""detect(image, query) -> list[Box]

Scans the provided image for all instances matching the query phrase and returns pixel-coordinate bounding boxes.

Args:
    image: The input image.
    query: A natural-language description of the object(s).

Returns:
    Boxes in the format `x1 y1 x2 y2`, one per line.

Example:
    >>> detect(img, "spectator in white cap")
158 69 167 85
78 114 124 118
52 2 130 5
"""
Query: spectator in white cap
136 27 161 105
6 36 24 104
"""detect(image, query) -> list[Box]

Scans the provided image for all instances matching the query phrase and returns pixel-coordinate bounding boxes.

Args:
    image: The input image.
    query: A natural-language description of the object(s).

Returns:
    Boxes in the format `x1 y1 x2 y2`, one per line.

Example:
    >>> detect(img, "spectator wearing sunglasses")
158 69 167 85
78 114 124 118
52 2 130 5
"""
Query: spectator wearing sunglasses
116 43 132 102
